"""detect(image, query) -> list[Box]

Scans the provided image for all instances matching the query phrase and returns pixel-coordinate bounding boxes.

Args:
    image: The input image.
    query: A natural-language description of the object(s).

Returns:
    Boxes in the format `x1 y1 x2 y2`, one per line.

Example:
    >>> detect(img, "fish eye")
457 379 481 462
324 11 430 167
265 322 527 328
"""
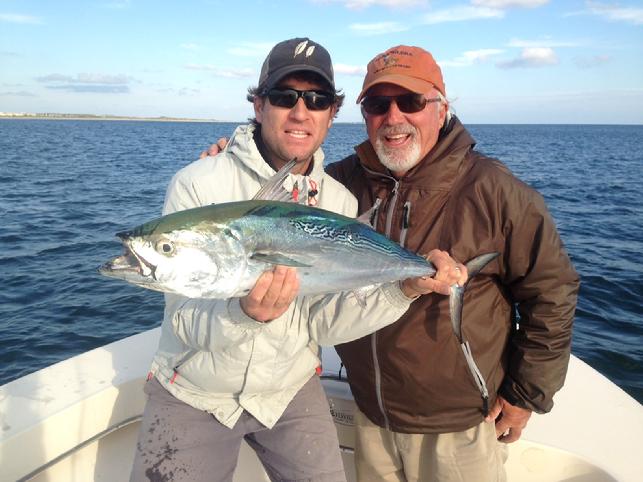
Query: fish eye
155 240 175 255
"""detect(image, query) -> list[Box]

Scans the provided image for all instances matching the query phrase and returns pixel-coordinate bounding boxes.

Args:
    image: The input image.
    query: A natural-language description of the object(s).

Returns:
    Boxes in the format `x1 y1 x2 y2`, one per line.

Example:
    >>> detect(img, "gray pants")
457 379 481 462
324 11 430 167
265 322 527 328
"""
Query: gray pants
130 375 347 482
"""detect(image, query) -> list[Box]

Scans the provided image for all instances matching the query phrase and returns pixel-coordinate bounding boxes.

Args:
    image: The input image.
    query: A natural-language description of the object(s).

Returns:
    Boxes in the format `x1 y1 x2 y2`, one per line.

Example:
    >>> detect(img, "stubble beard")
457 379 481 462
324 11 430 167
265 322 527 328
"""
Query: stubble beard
373 124 422 174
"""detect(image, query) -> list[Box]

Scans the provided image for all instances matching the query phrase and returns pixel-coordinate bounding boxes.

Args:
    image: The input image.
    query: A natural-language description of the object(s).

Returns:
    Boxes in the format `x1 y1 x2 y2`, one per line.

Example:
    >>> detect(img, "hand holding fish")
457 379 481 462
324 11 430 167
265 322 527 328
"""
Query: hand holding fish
240 265 300 323
400 249 467 298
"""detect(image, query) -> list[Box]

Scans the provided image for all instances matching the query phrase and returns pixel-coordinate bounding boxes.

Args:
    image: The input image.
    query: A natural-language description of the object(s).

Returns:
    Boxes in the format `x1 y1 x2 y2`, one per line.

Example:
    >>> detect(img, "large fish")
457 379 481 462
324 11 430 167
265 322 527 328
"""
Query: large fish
99 160 497 303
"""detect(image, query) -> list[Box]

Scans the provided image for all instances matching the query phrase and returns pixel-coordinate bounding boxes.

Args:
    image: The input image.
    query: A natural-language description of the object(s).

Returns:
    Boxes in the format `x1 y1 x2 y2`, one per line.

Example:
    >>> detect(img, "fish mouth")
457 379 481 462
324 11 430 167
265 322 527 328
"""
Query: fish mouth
99 243 157 283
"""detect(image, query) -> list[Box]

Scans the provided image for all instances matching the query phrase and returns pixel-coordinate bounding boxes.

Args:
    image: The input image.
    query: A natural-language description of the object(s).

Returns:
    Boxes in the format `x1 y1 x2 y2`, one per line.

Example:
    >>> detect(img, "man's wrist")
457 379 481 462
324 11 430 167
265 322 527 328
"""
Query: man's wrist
399 280 421 300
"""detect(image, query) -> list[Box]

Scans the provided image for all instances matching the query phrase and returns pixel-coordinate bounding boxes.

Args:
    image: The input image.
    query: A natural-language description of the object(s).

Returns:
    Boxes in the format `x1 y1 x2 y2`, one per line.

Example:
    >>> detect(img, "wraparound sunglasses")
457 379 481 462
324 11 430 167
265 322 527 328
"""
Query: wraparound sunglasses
265 88 334 111
361 93 441 116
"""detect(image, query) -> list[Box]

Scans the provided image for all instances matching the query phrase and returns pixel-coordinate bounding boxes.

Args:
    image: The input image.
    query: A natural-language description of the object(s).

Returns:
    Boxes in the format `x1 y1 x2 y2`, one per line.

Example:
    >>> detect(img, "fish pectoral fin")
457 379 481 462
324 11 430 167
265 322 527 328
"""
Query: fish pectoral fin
352 284 379 308
355 198 382 227
352 288 368 308
250 252 311 268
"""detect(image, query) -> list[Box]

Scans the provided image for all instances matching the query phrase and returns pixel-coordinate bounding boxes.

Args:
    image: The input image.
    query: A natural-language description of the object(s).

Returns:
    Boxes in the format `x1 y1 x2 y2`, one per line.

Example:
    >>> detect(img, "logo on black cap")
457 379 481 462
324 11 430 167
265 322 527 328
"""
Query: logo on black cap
294 40 316 58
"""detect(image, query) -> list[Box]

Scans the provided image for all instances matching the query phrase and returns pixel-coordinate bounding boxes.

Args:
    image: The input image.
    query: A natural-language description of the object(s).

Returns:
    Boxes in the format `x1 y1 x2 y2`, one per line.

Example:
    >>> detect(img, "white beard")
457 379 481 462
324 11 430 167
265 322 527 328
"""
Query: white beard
373 124 422 174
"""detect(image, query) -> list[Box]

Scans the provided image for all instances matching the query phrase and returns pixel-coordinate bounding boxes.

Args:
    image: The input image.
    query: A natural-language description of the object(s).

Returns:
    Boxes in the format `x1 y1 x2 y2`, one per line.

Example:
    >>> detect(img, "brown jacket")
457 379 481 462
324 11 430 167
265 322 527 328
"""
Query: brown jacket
326 117 579 433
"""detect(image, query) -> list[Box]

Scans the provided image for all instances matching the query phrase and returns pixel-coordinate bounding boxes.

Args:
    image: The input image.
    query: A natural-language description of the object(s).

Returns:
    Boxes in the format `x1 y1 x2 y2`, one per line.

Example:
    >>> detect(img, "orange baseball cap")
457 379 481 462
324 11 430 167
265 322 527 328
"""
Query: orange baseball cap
356 45 446 103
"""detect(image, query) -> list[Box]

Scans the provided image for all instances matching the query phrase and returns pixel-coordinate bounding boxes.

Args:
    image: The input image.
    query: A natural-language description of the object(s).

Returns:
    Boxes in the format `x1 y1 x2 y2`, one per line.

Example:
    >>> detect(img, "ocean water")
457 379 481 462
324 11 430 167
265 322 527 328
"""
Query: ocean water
0 119 641 403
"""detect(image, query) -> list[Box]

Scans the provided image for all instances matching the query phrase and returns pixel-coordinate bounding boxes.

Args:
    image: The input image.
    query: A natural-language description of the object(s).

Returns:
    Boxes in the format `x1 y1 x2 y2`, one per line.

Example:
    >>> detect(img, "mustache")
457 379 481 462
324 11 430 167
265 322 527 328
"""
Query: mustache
377 124 417 137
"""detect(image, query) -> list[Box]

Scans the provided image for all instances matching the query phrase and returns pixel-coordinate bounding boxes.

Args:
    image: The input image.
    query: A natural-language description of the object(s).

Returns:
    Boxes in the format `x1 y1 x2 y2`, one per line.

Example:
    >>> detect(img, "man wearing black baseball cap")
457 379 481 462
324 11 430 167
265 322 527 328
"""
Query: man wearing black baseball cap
130 38 463 482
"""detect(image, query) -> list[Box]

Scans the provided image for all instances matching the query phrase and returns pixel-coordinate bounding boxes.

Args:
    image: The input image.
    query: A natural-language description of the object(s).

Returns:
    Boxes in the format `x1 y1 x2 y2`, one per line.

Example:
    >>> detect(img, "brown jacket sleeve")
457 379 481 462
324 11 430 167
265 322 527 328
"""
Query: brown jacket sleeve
497 176 580 412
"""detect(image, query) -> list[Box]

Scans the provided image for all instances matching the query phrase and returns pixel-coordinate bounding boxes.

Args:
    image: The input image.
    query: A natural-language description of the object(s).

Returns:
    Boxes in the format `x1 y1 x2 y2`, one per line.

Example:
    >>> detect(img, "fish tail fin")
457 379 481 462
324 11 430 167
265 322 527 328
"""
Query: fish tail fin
448 252 499 416
463 252 499 287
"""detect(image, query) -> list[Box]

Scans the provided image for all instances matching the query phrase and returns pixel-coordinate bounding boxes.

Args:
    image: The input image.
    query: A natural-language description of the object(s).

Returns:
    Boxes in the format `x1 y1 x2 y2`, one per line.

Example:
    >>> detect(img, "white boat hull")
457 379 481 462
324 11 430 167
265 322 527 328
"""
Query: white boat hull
1 328 641 481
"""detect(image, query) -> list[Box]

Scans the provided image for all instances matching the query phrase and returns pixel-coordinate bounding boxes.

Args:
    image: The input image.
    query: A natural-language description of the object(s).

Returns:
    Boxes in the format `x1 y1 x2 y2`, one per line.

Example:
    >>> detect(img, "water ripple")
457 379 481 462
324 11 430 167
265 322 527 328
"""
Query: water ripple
1 120 642 403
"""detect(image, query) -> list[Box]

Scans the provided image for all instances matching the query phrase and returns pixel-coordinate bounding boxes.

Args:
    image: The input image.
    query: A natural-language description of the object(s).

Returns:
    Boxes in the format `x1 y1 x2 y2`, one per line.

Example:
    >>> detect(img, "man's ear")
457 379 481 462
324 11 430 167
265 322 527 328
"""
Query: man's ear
253 96 264 123
439 101 448 127
328 106 337 128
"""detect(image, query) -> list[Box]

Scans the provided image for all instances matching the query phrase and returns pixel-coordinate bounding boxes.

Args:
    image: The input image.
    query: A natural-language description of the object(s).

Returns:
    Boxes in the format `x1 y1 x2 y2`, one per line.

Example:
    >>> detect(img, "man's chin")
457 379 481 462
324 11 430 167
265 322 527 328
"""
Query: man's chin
284 149 316 164
375 147 421 173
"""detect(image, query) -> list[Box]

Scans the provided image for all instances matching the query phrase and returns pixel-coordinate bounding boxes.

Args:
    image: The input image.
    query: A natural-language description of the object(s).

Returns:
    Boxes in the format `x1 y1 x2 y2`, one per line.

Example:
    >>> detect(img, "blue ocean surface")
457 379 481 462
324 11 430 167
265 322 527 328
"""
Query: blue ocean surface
0 119 641 403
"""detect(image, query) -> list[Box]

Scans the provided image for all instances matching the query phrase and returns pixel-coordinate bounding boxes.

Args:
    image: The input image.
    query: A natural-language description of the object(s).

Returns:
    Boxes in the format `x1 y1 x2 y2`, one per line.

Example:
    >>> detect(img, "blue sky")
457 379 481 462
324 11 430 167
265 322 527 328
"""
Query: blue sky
1 0 642 124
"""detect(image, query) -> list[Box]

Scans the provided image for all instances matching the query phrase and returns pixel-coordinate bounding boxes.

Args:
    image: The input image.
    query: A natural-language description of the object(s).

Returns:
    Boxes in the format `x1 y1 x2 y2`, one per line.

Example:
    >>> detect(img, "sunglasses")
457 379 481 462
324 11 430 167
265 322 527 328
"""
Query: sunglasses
265 88 334 111
361 93 441 116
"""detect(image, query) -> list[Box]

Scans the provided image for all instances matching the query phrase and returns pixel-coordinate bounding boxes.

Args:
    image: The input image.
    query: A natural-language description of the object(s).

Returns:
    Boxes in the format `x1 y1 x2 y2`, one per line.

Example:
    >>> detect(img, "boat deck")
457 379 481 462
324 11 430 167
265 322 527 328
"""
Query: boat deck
1 328 641 481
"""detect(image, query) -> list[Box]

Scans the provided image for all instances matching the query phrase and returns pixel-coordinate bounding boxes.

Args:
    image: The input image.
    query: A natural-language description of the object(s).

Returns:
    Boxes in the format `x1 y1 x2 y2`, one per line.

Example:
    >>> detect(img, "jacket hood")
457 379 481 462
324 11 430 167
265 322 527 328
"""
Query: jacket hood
354 116 476 189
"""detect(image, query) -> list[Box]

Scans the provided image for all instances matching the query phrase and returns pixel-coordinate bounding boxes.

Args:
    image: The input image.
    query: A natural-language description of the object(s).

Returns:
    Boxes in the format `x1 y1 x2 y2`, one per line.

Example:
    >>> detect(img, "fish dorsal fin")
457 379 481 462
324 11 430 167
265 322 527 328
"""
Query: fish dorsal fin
250 252 311 268
252 158 298 201
355 198 382 227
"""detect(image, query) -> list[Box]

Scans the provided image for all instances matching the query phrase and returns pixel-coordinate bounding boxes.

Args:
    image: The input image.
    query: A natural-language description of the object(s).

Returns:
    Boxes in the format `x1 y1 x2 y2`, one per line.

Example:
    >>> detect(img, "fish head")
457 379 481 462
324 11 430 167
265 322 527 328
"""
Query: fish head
100 220 247 298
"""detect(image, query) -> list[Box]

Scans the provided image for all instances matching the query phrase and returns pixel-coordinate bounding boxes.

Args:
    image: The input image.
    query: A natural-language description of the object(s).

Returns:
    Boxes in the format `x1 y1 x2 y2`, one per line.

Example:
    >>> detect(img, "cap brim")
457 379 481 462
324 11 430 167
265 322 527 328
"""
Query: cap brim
356 75 436 103
262 65 335 92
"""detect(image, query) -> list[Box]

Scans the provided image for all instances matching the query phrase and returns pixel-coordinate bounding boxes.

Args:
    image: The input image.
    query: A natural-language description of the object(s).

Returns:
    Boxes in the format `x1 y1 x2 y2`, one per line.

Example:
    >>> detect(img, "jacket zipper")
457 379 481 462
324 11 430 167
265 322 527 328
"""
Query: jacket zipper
365 172 400 430
400 201 411 248
384 182 399 239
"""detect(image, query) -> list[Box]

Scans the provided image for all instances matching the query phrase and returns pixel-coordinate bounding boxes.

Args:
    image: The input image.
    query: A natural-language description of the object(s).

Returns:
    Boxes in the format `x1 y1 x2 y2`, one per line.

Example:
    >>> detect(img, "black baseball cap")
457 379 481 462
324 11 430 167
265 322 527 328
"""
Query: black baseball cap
257 38 336 93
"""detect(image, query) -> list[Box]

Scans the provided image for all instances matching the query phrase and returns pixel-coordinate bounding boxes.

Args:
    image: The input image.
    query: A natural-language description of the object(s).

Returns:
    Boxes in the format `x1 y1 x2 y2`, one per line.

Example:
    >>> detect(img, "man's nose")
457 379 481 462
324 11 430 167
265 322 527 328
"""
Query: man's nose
383 99 405 124
289 98 309 120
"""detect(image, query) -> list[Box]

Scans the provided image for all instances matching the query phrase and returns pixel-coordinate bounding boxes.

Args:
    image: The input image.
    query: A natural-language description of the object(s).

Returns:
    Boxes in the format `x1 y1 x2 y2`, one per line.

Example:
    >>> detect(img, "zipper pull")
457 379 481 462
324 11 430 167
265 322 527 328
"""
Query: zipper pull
400 201 411 247
402 201 411 229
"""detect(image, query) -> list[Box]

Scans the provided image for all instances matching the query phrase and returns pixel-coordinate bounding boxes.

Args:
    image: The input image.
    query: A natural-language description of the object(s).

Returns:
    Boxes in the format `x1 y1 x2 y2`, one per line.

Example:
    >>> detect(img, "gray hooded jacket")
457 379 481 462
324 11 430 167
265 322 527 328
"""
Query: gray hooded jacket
149 124 414 429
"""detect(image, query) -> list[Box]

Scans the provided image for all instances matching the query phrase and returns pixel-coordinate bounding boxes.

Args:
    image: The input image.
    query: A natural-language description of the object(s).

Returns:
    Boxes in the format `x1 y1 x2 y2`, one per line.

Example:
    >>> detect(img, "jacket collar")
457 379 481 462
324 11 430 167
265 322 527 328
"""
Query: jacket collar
354 116 476 189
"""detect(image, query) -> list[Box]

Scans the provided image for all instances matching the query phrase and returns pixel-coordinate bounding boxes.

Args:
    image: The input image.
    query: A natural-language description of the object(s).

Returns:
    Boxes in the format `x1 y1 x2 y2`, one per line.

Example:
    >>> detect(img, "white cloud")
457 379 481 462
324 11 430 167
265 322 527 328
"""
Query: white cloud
507 37 582 48
0 91 37 97
78 73 132 84
350 21 410 35
440 49 505 67
176 87 201 96
574 54 611 68
157 87 202 96
496 47 559 68
0 13 42 24
585 2 643 25
313 0 427 9
185 64 255 78
423 6 504 24
471 0 548 8
334 64 367 75
35 73 133 93
180 43 199 51
226 42 274 57
37 73 132 85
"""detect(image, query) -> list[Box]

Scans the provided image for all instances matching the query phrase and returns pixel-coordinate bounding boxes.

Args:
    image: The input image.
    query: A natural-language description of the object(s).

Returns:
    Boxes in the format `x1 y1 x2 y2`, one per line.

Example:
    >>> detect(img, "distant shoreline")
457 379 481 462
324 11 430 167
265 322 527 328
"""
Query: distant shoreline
0 114 221 123
1 114 639 126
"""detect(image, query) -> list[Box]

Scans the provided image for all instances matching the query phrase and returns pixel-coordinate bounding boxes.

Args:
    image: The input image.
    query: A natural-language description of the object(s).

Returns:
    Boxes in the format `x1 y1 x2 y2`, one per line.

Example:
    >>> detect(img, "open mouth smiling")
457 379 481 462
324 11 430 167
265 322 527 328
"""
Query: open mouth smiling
285 129 310 139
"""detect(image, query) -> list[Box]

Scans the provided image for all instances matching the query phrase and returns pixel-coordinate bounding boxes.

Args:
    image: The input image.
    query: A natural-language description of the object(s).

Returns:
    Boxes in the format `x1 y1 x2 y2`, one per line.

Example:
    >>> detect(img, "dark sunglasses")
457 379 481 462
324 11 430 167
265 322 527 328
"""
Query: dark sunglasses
265 88 334 111
361 93 441 116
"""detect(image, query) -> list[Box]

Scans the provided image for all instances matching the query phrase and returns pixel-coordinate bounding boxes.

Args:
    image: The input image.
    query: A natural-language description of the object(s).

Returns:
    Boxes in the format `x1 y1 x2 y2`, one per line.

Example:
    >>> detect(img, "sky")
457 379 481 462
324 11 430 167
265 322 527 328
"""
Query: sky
1 0 642 124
